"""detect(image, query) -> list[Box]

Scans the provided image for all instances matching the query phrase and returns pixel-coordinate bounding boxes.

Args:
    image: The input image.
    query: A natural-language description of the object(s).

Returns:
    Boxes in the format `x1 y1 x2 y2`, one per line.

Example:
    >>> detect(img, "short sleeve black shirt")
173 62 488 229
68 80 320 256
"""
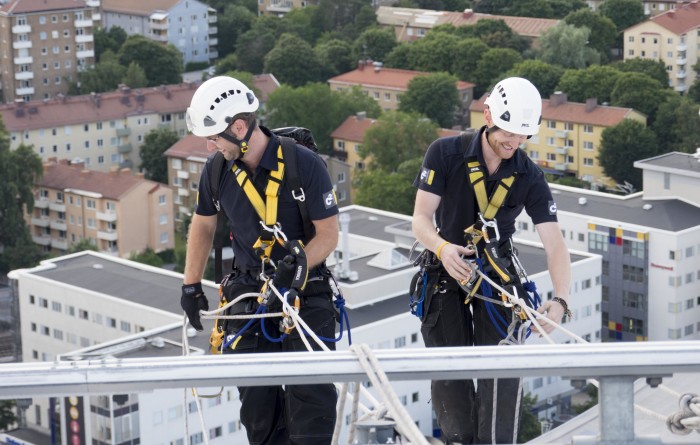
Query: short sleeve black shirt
413 126 558 246
196 126 339 270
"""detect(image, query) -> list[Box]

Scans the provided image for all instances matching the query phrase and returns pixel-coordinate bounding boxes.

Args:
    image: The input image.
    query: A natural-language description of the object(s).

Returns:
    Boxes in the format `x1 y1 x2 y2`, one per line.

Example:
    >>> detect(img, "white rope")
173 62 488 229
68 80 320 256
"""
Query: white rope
333 383 348 445
181 314 211 445
351 343 429 445
667 393 700 435
346 382 361 445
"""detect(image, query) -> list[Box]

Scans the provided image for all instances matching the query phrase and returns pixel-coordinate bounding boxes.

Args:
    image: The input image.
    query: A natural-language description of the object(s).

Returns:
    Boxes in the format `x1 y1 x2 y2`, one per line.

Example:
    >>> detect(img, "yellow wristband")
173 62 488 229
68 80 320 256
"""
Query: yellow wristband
436 241 450 260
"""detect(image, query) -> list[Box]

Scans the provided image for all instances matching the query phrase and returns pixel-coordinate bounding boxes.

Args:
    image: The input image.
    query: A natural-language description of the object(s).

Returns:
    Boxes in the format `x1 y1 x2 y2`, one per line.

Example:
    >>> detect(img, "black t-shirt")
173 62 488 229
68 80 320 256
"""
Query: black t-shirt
413 126 558 247
196 126 339 270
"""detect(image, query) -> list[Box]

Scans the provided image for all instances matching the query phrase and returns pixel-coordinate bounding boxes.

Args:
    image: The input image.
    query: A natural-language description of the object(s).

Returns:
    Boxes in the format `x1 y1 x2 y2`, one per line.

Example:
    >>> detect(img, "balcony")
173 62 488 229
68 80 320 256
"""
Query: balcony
74 19 93 28
555 130 569 139
31 217 50 227
555 146 569 155
674 84 688 92
12 40 31 50
208 15 217 24
150 21 168 31
12 25 31 34
15 86 34 96
178 205 192 215
332 150 348 162
32 235 51 246
119 159 133 169
76 49 95 59
15 71 33 80
554 163 567 171
209 38 218 46
49 201 66 212
152 34 169 42
86 0 100 7
34 198 49 209
676 56 687 66
118 143 132 154
14 56 32 64
75 34 94 44
676 70 687 79
177 170 189 179
51 238 68 250
50 220 67 231
677 43 687 51
92 13 101 21
208 50 219 59
116 127 131 137
97 230 118 242
96 211 117 222
268 0 293 12
208 26 218 35
178 188 190 197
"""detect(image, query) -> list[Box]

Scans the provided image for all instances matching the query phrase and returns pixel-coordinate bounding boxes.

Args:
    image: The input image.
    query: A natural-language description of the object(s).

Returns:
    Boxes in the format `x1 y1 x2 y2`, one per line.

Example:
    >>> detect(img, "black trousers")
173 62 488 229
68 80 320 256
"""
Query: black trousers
420 277 525 444
222 278 338 445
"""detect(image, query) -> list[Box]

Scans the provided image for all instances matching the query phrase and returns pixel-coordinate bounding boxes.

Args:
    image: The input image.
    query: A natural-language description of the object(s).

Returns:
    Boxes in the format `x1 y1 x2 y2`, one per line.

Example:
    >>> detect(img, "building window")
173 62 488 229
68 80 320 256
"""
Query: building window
120 321 131 332
589 233 608 252
664 173 670 190
547 120 556 129
583 158 594 167
79 309 89 320
546 153 556 161
583 141 593 150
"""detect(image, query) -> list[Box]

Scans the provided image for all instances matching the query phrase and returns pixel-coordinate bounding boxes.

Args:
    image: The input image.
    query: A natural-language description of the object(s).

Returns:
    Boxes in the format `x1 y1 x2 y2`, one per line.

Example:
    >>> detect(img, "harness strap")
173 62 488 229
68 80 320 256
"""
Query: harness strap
466 160 516 220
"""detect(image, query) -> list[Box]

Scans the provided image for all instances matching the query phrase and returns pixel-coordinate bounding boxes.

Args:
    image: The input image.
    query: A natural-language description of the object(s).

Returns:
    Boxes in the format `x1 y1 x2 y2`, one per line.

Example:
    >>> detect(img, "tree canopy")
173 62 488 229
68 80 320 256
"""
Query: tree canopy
139 127 180 184
118 35 183 86
598 119 660 190
216 4 256 58
400 73 460 128
555 65 623 103
505 60 565 97
614 58 669 88
610 72 670 123
563 8 617 62
599 0 645 32
315 39 356 79
264 33 322 87
652 95 700 154
353 27 397 62
538 22 600 69
354 159 420 216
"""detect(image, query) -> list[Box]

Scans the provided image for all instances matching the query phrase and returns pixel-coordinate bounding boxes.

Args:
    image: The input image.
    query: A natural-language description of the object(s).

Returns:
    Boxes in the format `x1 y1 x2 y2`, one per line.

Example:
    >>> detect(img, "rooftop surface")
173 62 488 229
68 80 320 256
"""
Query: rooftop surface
635 152 700 176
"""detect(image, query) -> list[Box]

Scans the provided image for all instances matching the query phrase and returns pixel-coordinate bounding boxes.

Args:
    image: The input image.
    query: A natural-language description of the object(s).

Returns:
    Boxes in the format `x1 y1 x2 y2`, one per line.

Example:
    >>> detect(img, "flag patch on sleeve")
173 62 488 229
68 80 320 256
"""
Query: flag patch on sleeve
419 167 435 185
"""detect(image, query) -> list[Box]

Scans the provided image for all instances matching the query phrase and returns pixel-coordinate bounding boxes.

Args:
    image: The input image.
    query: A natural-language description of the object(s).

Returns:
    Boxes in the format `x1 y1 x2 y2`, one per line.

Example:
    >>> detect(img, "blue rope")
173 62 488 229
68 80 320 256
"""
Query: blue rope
409 272 428 318
222 305 264 349
261 305 287 343
302 294 352 345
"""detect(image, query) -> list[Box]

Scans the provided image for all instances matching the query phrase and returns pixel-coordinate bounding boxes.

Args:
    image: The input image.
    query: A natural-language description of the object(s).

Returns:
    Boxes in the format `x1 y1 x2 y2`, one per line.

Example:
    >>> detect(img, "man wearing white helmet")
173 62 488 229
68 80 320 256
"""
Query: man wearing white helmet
411 77 571 444
181 76 340 444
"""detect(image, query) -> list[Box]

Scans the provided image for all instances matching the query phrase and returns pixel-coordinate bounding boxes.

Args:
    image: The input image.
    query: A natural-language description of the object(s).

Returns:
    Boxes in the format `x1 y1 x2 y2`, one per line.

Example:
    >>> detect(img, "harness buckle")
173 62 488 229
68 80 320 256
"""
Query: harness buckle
292 188 305 202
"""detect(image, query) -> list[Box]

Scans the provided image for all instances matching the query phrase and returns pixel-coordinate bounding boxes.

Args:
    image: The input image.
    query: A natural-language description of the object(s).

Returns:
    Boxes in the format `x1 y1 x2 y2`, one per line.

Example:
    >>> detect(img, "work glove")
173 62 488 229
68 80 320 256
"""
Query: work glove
181 282 209 331
272 240 308 293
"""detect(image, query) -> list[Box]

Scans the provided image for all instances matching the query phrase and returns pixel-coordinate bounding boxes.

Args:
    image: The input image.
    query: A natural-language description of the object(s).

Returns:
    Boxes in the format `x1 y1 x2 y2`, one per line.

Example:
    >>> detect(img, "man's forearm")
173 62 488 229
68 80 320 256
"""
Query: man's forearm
183 215 216 284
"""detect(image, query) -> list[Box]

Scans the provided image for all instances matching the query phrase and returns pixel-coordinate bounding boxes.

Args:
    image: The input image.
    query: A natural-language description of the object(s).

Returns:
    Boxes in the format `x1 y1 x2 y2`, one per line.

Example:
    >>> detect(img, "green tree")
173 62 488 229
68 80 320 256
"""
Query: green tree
610 72 669 123
409 32 462 73
0 400 17 430
94 26 127 62
129 248 164 267
312 0 376 41
599 0 645 32
400 73 460 128
122 62 148 88
0 140 44 274
354 167 416 215
265 83 381 153
564 9 617 62
508 0 555 18
614 58 669 88
474 48 522 96
353 27 397 62
652 95 700 154
556 65 623 103
66 238 98 254
215 53 239 75
264 33 322 87
451 38 490 84
235 26 277 74
538 22 600 69
572 383 599 414
505 60 565 97
283 7 322 45
140 127 179 183
385 43 414 70
118 35 183 86
216 4 256 58
70 50 126 94
517 392 541 442
598 119 660 190
315 39 355 79
458 19 530 53
360 111 438 172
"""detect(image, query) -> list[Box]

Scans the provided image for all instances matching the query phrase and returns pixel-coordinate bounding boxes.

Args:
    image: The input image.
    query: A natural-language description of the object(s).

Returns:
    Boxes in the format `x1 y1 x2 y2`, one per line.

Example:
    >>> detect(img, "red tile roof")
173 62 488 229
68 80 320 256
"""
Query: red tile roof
330 115 376 142
648 0 700 34
329 67 474 91
100 0 181 15
439 10 560 38
0 0 87 14
39 159 157 200
164 135 211 159
470 93 645 127
0 83 199 132
252 73 281 102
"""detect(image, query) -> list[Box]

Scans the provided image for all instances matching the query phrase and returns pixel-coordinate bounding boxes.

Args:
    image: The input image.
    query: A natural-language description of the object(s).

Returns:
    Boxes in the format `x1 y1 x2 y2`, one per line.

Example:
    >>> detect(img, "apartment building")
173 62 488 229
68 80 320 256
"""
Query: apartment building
28 158 175 257
586 0 687 16
0 0 96 103
330 112 460 203
470 91 647 188
258 0 319 17
623 0 700 93
328 64 475 127
101 0 218 64
376 6 559 46
8 204 601 442
0 82 197 172
514 152 700 343
164 134 351 223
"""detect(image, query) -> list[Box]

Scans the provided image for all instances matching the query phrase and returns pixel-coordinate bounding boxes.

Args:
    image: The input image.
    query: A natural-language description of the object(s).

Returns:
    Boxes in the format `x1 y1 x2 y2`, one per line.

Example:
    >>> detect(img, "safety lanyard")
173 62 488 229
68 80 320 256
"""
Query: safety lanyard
231 145 285 260
466 160 516 220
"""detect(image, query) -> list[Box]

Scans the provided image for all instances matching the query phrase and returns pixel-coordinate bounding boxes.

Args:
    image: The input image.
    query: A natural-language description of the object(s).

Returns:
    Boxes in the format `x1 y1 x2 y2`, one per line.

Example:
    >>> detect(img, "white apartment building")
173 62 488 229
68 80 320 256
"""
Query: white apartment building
0 83 197 172
514 152 700 343
101 0 218 64
8 205 601 443
0 0 96 103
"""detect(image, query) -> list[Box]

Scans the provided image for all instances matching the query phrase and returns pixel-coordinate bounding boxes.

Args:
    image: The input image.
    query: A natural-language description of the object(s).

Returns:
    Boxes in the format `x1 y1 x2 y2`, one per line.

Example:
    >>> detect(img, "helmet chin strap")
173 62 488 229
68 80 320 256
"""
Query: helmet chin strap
220 119 256 160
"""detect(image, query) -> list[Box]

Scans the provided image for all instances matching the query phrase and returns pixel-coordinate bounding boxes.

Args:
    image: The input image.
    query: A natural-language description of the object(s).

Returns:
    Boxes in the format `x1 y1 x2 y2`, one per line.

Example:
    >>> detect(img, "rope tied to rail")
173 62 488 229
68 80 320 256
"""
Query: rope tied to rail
667 393 700 435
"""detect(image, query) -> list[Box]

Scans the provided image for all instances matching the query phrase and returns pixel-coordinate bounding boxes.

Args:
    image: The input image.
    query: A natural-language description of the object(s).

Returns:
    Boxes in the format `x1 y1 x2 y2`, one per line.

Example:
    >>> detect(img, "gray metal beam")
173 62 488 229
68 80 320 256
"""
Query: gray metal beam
1 341 700 399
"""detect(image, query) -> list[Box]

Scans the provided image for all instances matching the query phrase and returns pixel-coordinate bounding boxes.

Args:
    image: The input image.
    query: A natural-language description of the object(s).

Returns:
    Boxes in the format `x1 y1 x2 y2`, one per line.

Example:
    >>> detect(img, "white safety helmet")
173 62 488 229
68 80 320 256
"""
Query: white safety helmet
186 76 259 137
484 77 542 137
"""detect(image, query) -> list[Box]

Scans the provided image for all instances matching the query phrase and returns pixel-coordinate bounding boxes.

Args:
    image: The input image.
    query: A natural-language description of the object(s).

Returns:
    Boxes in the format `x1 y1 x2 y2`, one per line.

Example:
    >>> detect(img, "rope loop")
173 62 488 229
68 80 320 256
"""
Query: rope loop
667 393 700 435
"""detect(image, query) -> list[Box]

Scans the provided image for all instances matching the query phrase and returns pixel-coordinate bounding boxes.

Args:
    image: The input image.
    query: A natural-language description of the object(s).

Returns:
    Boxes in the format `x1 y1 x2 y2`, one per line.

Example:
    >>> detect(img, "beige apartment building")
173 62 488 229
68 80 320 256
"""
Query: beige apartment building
470 92 647 188
587 0 687 16
623 0 700 93
0 0 96 103
328 65 475 127
330 112 459 202
258 0 319 17
28 159 175 257
0 82 196 172
376 6 559 46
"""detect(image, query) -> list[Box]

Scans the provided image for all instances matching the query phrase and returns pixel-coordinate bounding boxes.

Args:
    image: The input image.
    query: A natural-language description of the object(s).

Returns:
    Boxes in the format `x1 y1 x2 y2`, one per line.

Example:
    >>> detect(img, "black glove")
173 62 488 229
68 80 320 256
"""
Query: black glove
181 282 209 331
273 240 308 292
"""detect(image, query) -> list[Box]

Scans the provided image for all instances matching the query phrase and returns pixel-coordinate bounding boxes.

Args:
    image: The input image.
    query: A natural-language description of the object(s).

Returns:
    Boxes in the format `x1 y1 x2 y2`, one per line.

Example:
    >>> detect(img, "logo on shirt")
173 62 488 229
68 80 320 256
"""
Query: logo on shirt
548 200 557 215
323 189 337 209
419 167 435 185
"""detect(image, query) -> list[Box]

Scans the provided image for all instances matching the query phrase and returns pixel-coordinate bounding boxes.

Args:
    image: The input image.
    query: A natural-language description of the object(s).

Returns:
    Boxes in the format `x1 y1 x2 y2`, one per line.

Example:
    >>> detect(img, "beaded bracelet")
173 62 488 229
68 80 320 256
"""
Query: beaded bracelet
552 297 573 319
